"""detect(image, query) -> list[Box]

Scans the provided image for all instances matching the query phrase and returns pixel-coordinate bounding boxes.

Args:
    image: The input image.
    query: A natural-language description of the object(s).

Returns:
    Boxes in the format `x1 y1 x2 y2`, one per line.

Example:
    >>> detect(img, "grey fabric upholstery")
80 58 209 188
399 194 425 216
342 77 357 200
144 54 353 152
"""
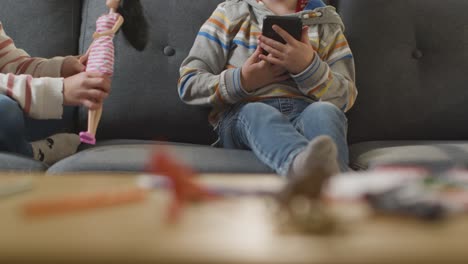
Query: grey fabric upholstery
0 0 82 58
350 141 468 171
78 0 222 145
0 153 47 172
338 0 468 144
48 140 272 174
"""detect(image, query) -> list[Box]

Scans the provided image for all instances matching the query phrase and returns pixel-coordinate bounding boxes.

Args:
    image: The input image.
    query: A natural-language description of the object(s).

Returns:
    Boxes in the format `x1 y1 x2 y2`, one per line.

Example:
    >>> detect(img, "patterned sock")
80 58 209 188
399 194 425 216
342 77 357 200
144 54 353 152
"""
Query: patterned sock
284 135 340 199
31 133 81 165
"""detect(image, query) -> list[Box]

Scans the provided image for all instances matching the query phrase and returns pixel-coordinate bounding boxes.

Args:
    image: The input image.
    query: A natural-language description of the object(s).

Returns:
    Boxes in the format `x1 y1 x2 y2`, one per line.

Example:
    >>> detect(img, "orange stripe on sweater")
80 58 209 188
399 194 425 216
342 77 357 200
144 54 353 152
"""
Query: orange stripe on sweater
0 56 28 72
334 41 348 50
208 18 228 33
0 51 11 59
0 39 13 50
16 58 36 74
32 61 44 77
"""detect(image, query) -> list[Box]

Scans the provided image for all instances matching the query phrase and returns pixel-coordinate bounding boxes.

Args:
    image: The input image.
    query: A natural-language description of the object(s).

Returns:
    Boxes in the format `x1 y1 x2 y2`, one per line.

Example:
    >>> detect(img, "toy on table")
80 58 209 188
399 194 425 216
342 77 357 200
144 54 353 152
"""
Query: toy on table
146 147 335 233
147 149 221 224
275 165 336 234
23 188 147 217
0 177 34 199
79 0 149 145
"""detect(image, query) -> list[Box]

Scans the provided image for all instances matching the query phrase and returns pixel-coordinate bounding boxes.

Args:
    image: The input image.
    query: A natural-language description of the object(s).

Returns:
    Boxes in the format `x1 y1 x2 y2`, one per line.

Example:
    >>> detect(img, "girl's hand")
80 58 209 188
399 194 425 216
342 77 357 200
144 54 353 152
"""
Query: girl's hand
258 26 316 75
61 56 86 78
93 32 101 39
63 72 111 110
241 46 290 92
78 52 89 66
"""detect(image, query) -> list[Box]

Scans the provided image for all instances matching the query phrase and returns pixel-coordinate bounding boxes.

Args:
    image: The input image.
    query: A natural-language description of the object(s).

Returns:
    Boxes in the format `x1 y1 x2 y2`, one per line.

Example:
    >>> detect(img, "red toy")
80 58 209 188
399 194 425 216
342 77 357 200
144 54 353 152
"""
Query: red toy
147 149 220 223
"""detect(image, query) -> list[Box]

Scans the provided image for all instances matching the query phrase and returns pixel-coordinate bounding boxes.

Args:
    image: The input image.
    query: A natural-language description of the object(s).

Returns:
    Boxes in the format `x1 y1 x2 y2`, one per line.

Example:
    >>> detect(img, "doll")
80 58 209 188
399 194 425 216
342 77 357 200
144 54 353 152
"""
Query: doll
79 0 148 145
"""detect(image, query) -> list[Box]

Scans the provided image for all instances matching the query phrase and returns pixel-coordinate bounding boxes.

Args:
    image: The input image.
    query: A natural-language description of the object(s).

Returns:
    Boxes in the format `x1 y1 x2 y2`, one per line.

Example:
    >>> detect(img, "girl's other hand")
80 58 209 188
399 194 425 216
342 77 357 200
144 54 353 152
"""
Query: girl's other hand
78 52 89 66
61 56 85 78
92 32 101 39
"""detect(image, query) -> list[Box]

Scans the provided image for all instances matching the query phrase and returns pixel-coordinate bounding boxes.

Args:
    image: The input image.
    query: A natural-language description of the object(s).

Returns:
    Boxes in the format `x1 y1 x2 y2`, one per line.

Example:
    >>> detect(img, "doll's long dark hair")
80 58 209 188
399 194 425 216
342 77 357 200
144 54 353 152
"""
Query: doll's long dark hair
118 0 149 51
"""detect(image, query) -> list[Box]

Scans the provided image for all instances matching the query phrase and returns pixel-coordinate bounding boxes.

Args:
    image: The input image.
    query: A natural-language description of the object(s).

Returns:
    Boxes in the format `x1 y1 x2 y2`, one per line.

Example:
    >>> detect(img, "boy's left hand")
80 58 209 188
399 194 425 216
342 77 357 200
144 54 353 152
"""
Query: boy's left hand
259 25 316 75
61 56 86 78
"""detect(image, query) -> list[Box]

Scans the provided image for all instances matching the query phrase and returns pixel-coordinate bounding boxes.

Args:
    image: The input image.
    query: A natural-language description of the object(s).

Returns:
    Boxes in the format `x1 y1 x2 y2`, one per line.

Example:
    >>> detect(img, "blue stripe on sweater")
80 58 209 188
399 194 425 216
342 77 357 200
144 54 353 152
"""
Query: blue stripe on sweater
233 40 257 50
198 33 258 51
179 72 196 96
329 54 354 66
198 32 229 50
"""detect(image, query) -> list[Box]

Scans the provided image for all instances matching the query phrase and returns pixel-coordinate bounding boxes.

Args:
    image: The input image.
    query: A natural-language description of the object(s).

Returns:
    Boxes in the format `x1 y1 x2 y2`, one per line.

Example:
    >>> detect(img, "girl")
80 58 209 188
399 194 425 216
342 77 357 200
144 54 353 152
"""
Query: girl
0 22 111 165
79 0 148 145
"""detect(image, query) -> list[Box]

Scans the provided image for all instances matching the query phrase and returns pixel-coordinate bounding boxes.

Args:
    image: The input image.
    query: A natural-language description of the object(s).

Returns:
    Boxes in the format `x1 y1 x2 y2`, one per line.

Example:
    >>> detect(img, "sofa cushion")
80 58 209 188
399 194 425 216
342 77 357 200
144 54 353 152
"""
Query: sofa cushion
0 153 47 172
78 0 224 145
349 141 468 171
0 0 82 140
47 140 272 174
0 0 82 57
337 0 468 144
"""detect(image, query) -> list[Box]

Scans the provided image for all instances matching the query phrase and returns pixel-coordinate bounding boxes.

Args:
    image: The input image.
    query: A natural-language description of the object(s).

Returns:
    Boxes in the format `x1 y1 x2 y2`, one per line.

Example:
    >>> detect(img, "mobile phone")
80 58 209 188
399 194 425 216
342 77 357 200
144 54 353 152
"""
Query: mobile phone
262 15 302 53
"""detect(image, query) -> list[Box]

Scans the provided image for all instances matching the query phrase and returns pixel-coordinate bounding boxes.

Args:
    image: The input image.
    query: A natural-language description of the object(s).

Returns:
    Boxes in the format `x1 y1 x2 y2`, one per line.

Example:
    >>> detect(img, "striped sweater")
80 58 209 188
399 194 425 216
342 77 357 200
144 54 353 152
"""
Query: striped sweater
0 22 65 119
179 0 357 125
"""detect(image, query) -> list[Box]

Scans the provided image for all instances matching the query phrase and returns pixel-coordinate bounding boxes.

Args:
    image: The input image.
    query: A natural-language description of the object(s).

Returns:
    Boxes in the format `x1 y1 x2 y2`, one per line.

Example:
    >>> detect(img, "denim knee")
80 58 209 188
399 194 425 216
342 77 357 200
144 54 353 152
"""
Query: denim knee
0 95 24 140
238 102 283 123
302 102 347 124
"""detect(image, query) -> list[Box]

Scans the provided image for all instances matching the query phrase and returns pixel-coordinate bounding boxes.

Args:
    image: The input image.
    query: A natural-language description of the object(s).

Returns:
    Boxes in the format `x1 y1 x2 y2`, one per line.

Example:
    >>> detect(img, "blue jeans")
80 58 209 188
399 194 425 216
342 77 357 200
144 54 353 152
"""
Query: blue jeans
0 95 33 157
216 98 349 176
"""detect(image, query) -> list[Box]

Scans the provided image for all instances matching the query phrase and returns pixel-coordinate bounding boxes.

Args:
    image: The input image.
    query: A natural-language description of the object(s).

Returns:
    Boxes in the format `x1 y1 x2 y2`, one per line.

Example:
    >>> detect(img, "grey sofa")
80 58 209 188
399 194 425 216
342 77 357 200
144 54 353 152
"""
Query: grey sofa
1 0 467 174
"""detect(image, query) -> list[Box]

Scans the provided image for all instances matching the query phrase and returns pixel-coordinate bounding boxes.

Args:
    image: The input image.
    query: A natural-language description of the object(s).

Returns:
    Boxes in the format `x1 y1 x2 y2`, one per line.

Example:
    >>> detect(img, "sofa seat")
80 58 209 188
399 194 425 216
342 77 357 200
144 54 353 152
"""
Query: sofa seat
349 141 468 171
47 140 272 175
0 153 47 173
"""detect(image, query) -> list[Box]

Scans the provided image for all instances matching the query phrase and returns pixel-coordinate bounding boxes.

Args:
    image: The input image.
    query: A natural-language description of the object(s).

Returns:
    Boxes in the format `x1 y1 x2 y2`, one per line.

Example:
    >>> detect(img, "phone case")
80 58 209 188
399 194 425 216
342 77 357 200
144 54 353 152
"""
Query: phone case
262 15 303 44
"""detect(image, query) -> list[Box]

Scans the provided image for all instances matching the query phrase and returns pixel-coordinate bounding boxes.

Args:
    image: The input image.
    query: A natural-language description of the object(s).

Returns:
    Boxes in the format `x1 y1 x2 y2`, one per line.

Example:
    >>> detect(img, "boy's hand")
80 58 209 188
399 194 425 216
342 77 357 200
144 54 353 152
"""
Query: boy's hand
61 56 86 78
241 46 290 92
63 72 111 110
258 26 316 75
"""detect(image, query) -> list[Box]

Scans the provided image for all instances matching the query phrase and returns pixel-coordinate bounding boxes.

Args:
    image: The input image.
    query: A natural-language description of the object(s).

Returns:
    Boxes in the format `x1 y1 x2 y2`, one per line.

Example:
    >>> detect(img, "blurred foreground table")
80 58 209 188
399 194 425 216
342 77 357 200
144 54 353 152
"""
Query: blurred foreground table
0 173 467 264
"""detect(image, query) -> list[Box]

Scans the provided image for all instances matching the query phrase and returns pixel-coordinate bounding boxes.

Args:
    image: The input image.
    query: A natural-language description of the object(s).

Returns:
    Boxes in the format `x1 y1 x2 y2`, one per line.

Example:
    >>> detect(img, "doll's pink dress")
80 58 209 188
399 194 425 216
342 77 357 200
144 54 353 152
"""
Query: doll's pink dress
86 12 120 76
79 12 120 145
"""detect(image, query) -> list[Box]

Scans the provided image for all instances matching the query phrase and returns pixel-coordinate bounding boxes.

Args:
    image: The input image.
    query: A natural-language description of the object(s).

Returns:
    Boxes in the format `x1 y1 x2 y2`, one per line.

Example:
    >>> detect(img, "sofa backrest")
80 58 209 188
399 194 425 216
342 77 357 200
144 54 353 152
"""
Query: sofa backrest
79 0 223 145
336 0 468 144
0 0 82 140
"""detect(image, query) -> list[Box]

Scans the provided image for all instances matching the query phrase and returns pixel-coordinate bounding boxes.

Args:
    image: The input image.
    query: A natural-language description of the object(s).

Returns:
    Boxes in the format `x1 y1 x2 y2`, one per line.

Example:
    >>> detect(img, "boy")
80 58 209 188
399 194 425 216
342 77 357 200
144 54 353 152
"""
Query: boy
0 22 111 165
179 0 357 197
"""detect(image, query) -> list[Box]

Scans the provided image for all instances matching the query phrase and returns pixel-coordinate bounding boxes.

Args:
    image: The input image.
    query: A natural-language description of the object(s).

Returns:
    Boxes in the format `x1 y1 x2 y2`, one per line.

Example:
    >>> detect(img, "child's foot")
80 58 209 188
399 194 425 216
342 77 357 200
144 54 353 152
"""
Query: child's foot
281 135 340 201
79 131 96 145
31 133 80 165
